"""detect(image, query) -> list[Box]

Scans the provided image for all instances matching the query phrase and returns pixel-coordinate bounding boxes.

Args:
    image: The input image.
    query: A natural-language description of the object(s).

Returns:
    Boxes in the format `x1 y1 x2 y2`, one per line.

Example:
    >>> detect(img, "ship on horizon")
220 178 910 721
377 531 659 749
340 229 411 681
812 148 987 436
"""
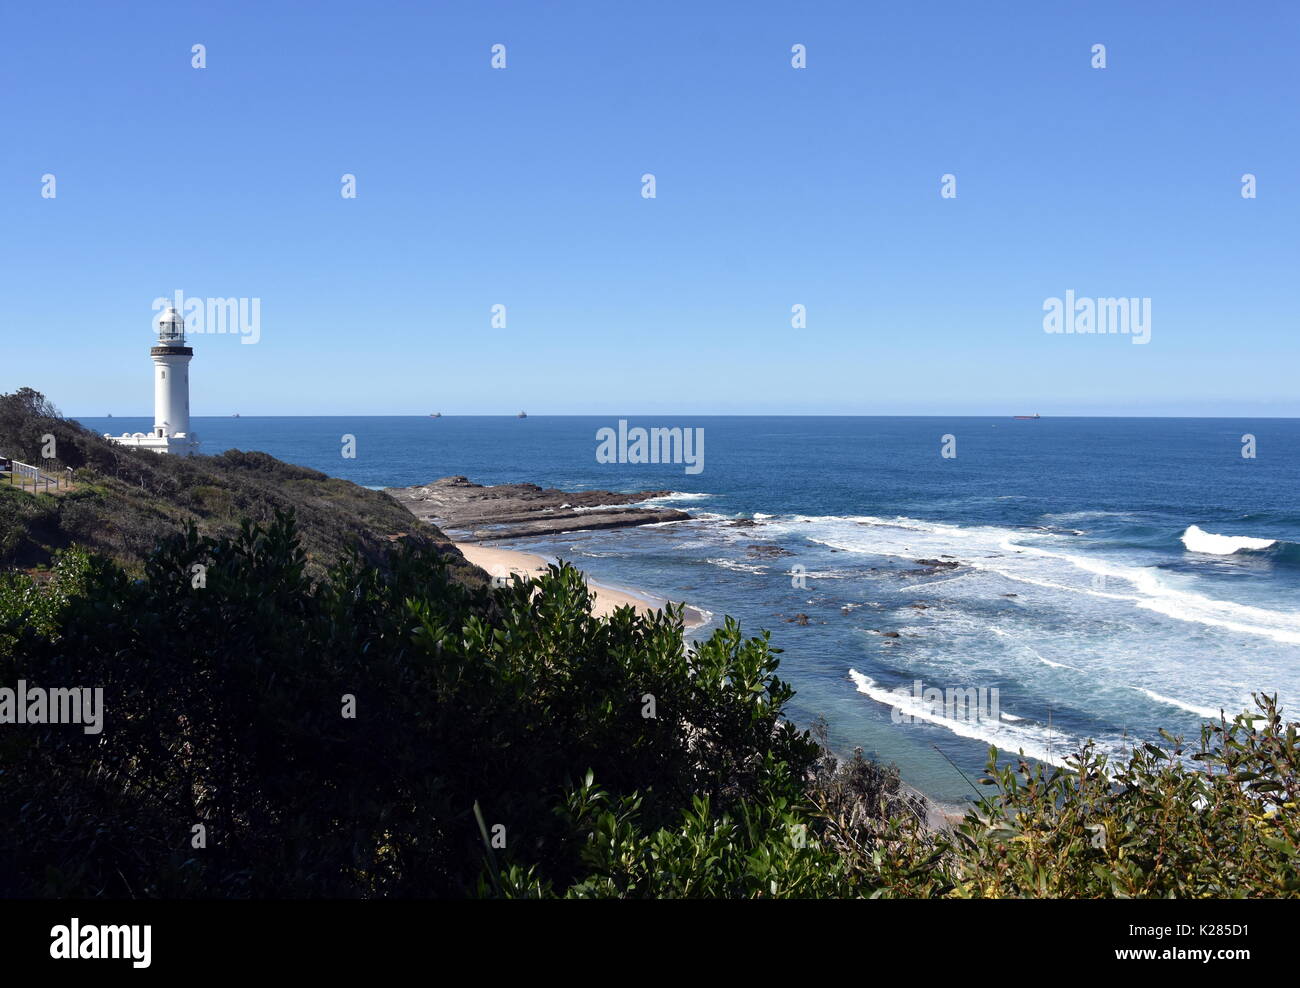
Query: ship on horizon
1014 414 1041 420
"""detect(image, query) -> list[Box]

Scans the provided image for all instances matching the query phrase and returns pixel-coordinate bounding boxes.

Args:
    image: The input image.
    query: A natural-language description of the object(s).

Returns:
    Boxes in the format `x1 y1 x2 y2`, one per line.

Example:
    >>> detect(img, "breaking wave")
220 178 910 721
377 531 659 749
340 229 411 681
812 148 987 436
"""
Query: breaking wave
1181 525 1300 565
848 670 1071 767
1181 524 1277 555
759 513 1300 646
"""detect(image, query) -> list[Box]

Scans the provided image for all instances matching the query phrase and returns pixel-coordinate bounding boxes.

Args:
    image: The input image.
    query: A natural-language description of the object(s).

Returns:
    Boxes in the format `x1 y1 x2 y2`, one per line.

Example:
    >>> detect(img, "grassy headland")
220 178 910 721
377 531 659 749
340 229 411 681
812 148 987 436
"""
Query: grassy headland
0 388 482 586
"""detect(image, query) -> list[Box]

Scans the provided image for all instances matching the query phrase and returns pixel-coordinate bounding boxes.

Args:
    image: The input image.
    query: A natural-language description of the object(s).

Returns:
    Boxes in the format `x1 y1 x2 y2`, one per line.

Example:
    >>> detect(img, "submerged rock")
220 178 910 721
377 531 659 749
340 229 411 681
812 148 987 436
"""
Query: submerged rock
746 543 793 558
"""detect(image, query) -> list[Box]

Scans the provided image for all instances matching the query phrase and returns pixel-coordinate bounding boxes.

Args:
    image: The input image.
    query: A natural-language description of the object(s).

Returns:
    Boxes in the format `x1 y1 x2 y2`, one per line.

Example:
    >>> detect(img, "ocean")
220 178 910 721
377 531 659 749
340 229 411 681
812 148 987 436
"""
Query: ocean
77 415 1300 805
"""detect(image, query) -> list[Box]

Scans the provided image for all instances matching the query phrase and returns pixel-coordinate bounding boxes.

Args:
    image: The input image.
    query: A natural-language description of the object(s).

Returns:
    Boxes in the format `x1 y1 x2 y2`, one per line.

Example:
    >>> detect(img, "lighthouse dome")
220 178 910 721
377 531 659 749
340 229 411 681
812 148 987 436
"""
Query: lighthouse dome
157 305 186 344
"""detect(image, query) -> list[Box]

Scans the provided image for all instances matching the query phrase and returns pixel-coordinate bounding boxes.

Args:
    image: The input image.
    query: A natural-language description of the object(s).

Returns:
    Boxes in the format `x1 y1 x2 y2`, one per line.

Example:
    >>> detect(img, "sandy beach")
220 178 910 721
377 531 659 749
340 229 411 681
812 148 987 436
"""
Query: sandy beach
454 542 709 630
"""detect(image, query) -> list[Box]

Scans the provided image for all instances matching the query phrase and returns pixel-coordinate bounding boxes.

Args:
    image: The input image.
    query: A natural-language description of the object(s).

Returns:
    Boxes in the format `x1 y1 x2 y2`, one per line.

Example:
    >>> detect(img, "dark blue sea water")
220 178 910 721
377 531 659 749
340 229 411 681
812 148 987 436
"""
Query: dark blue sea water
78 416 1300 805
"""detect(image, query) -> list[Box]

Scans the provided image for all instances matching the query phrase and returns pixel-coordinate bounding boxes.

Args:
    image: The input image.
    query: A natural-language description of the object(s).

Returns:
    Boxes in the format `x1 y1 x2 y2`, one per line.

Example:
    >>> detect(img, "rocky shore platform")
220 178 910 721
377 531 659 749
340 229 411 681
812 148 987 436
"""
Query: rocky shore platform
385 475 691 542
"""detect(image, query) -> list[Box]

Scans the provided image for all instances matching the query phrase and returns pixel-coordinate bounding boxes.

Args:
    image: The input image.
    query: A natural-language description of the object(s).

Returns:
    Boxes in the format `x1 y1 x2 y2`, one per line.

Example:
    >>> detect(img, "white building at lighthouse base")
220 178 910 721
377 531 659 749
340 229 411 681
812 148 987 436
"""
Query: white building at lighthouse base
106 430 201 456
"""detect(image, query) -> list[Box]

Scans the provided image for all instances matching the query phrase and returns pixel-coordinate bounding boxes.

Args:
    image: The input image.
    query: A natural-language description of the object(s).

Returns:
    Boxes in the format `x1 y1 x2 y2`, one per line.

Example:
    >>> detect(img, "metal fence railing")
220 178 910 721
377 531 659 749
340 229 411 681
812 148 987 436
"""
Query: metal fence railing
0 457 73 493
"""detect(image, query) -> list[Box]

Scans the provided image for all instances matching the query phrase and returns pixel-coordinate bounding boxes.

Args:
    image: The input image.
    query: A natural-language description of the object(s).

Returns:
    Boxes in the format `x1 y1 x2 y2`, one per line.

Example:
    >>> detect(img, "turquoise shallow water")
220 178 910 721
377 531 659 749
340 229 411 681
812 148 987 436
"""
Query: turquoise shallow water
77 415 1300 804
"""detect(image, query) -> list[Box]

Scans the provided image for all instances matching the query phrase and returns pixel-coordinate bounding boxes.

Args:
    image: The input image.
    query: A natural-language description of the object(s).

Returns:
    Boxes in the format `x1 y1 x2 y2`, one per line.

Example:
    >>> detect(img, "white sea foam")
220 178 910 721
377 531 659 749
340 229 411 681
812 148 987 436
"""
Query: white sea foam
1181 524 1277 555
989 626 1078 670
673 509 1298 732
705 558 767 574
1007 541 1300 645
1040 510 1136 524
774 512 1300 646
848 670 1071 767
1130 687 1224 721
638 492 719 504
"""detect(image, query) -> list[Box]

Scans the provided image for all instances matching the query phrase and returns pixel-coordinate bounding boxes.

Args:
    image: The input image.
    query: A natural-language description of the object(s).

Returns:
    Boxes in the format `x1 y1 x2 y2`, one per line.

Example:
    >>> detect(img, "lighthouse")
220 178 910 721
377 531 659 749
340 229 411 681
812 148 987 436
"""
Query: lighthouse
105 304 200 456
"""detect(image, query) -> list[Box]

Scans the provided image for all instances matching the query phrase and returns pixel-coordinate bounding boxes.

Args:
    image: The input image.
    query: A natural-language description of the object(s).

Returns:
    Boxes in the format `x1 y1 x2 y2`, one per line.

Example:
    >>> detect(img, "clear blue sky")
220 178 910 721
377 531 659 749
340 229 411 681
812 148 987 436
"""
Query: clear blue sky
2 1 1296 416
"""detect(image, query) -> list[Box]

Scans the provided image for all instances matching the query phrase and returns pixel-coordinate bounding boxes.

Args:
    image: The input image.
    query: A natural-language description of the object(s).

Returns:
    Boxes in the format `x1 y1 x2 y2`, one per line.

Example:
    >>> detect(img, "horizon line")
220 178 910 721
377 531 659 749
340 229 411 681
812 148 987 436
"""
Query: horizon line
70 413 1300 421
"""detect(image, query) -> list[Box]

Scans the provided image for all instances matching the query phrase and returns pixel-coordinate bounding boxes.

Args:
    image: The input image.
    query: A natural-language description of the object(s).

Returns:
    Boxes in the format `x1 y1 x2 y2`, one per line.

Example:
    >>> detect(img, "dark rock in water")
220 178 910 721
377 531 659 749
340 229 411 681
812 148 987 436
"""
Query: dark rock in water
746 543 793 558
788 613 811 626
909 603 929 609
728 518 758 528
386 476 690 541
873 630 902 638
903 557 963 576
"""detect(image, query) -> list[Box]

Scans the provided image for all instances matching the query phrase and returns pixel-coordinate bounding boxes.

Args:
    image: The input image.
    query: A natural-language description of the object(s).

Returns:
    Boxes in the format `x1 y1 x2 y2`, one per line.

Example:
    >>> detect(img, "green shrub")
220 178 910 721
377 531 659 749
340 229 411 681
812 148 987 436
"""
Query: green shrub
0 512 826 897
0 509 1295 898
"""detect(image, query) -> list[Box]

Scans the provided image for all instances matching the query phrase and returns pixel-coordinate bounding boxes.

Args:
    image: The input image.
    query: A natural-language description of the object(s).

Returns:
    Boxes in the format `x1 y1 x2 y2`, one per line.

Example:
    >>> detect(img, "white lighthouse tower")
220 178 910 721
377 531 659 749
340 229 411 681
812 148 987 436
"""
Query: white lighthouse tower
106 304 200 456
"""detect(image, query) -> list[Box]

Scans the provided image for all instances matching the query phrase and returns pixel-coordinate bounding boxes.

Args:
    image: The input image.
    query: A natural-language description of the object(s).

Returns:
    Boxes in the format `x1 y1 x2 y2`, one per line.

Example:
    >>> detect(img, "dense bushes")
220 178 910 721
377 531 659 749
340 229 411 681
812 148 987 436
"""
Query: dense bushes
0 512 1296 898
0 512 826 896
945 711 1299 897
